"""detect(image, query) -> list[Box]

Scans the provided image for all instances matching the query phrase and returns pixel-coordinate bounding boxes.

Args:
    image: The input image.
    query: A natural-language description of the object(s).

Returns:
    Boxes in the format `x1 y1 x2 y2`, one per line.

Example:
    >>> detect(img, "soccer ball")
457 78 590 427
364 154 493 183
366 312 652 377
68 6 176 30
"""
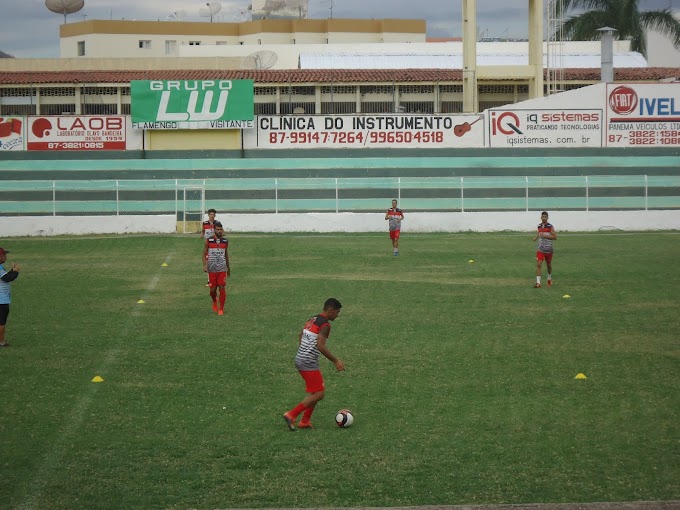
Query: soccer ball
335 409 354 428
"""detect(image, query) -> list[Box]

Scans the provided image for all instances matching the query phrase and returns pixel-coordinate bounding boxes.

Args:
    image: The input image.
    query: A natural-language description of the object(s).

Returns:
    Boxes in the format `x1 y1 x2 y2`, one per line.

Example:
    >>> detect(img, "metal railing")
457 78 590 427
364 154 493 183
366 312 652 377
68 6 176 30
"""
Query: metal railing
1 175 678 216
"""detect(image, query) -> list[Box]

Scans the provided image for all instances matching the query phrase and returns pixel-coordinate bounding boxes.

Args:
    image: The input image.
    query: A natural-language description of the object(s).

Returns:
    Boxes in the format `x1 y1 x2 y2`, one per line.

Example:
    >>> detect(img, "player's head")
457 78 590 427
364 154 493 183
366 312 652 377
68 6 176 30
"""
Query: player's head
323 298 342 320
0 247 8 263
541 211 549 221
214 221 224 237
208 208 217 219
392 199 398 207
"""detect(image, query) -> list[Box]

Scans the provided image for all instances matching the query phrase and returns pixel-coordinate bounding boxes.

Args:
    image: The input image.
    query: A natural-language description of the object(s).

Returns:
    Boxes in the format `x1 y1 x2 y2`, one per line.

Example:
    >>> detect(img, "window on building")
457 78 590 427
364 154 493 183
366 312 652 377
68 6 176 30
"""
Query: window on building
139 40 151 49
189 41 201 46
77 41 85 56
165 40 177 55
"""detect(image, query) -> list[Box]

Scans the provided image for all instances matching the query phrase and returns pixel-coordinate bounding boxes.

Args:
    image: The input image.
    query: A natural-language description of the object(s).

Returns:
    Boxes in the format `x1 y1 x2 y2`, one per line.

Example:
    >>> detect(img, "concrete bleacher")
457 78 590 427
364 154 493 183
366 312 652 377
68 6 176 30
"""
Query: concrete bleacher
0 148 679 216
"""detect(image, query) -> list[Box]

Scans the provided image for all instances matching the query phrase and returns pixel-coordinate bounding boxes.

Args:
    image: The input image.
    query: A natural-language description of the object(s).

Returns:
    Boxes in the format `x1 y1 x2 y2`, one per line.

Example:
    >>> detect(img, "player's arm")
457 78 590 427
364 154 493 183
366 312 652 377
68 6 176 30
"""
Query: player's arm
202 240 209 272
532 228 539 242
317 325 345 371
224 248 231 277
1 268 19 282
385 210 390 220
1 271 18 281
549 227 557 240
400 211 404 220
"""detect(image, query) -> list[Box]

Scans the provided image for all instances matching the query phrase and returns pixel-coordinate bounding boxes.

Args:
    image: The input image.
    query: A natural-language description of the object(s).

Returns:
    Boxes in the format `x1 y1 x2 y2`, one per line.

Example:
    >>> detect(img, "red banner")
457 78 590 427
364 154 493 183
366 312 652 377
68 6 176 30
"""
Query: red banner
27 115 128 151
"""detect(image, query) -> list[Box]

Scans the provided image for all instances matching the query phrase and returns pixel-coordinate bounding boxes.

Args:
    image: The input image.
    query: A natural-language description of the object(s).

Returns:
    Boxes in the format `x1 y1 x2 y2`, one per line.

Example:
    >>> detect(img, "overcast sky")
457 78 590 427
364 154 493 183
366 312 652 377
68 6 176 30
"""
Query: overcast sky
0 0 677 58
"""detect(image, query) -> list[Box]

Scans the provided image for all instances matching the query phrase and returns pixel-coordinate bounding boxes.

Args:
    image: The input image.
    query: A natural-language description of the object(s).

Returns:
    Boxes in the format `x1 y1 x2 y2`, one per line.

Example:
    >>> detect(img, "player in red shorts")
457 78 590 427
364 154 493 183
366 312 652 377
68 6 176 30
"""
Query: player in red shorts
532 211 557 288
202 222 230 315
283 298 345 430
385 199 405 256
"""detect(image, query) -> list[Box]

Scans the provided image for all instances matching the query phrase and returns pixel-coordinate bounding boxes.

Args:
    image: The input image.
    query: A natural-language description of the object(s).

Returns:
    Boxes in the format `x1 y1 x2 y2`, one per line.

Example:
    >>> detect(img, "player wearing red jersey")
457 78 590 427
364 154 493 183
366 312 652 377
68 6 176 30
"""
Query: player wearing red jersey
203 222 230 315
532 211 557 288
385 199 405 256
201 209 218 287
283 298 345 431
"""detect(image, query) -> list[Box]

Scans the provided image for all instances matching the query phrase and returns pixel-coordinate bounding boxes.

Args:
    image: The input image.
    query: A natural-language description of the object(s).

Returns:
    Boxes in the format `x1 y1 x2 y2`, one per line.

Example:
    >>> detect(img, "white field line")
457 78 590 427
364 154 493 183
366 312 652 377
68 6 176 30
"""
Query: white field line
17 253 174 510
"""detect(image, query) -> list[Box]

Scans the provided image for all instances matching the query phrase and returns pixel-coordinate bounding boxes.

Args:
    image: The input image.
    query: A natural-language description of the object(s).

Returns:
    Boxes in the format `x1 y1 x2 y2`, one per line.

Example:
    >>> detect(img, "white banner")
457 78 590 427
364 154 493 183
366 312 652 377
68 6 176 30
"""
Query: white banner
244 114 485 149
488 109 603 147
0 116 25 151
606 83 680 147
27 116 142 151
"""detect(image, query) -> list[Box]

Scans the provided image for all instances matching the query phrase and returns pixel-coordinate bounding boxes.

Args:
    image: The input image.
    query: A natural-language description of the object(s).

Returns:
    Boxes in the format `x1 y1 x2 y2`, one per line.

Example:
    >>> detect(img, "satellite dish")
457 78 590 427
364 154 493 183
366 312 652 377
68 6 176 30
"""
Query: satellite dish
199 1 222 22
233 7 252 22
166 9 188 21
240 50 279 70
45 0 84 23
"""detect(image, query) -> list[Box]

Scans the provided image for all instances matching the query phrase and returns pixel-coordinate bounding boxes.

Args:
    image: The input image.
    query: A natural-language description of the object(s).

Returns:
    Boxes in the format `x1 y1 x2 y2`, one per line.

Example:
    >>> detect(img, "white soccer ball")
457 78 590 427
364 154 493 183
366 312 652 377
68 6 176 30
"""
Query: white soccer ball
335 409 354 428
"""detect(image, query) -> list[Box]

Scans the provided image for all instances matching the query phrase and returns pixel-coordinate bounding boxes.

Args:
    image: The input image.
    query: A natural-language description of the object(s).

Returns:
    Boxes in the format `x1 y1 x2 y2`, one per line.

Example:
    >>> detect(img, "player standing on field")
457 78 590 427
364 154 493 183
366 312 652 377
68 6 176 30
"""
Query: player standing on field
0 247 20 348
532 211 557 288
283 298 345 431
203 222 230 315
201 209 218 287
385 199 404 256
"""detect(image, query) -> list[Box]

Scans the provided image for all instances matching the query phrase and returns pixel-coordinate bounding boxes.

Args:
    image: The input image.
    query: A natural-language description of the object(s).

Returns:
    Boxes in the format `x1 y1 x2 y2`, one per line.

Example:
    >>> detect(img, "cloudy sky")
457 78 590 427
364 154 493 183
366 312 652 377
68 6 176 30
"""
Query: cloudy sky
0 0 677 58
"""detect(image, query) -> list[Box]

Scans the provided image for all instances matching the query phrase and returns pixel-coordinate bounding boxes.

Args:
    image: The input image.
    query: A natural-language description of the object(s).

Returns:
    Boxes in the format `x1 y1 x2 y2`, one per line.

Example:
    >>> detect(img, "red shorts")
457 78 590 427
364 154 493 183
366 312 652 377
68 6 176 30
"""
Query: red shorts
536 252 553 263
299 369 324 393
389 230 401 240
208 271 227 287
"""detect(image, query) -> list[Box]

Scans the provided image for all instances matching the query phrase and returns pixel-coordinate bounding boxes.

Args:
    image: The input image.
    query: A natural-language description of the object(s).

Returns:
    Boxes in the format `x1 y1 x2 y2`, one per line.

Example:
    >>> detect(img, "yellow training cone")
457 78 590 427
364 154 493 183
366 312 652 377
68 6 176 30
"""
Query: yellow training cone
161 262 168 267
575 373 587 380
563 294 571 299
92 376 104 383
468 259 475 263
137 299 145 304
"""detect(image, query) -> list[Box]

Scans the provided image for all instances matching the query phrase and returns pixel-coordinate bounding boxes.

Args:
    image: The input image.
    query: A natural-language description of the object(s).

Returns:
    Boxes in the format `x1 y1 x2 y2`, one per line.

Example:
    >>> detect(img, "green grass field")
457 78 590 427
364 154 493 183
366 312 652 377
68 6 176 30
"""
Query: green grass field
1 232 678 510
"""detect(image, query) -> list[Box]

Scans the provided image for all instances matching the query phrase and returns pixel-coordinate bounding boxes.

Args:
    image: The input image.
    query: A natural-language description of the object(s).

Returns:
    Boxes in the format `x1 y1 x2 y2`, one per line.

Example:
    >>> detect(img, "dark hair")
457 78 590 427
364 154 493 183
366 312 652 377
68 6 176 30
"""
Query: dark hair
208 208 217 214
324 298 342 311
541 211 549 216
214 221 223 227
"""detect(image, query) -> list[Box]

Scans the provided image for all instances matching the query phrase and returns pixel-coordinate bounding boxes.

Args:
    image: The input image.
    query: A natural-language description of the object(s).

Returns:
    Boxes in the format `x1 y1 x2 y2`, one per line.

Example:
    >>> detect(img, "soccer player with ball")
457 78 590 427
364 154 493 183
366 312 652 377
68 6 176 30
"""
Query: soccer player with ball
283 298 345 430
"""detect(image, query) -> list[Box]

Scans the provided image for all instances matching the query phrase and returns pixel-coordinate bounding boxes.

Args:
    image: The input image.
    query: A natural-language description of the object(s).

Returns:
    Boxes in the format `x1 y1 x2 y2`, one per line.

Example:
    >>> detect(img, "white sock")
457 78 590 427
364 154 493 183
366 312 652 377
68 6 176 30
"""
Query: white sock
547 274 552 281
536 276 541 284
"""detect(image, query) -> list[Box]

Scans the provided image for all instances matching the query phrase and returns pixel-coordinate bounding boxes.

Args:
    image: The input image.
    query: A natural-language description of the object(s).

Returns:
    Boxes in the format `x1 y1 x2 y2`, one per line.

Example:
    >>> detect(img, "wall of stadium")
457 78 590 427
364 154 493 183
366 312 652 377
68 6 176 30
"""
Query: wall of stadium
146 129 242 150
1 211 678 237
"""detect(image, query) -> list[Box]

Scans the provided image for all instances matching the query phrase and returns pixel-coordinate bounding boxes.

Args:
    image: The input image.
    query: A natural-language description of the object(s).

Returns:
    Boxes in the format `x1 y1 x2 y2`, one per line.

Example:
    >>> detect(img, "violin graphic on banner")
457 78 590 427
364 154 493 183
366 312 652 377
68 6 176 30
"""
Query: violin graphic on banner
453 116 482 137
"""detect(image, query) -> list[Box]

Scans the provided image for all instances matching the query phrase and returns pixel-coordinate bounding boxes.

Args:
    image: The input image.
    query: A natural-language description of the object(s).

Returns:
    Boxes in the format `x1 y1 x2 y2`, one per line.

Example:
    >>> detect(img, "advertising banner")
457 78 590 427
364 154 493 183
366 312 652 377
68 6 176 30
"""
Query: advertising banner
131 80 254 129
243 114 485 149
606 83 680 147
0 116 25 151
26 116 136 151
488 109 603 147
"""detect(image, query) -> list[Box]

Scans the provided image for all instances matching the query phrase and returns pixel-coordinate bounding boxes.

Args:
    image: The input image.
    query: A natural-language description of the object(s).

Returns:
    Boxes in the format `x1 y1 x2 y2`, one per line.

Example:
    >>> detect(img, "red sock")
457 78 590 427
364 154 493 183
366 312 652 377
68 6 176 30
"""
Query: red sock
288 403 307 419
219 288 226 310
301 404 315 423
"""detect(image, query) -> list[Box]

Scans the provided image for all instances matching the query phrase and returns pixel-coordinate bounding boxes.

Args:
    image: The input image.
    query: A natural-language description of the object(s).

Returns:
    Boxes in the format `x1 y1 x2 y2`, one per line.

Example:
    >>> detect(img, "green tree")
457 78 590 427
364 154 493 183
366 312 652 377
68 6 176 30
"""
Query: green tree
558 0 680 57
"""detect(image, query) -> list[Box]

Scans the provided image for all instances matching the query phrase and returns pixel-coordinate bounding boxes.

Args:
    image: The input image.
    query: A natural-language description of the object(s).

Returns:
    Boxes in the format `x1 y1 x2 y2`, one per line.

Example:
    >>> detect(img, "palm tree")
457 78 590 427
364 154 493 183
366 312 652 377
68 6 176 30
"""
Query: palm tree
558 0 680 58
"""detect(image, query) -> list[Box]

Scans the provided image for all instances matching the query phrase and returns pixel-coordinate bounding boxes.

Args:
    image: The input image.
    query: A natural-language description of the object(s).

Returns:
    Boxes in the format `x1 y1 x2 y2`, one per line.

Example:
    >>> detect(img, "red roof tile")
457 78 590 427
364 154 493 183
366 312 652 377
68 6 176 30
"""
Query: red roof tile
0 68 678 85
